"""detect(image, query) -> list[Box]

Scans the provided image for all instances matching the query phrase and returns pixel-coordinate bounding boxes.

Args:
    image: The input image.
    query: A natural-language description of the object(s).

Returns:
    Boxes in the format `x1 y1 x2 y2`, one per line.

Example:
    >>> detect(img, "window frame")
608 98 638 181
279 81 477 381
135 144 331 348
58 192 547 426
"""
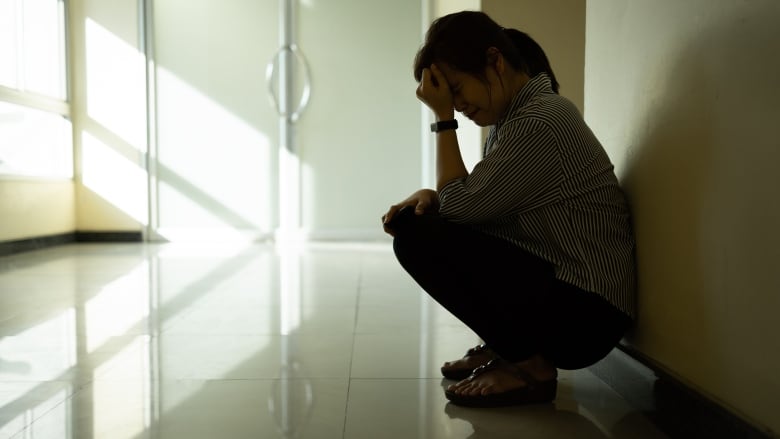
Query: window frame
0 0 72 180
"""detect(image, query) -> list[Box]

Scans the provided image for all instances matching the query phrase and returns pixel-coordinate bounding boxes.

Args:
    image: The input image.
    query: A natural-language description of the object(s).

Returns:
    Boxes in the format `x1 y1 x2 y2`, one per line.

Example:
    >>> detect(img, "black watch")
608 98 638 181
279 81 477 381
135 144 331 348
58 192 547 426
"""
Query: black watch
430 119 458 132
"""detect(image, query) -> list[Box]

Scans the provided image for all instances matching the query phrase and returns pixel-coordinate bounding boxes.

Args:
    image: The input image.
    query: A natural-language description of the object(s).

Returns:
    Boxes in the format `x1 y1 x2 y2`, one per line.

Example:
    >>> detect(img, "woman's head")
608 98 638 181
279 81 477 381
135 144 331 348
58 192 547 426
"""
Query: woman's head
413 11 526 83
413 11 559 92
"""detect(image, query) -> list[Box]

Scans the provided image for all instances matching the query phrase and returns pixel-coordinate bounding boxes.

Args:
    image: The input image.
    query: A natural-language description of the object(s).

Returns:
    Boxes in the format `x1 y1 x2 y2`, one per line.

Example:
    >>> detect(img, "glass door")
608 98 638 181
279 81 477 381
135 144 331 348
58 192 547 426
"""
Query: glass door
149 0 423 242
297 0 423 239
150 0 279 242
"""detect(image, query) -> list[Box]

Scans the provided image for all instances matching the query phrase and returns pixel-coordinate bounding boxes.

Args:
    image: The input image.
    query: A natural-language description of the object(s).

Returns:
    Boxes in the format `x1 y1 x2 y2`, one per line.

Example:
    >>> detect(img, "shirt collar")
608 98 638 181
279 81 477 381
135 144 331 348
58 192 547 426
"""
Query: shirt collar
483 73 554 157
496 72 553 128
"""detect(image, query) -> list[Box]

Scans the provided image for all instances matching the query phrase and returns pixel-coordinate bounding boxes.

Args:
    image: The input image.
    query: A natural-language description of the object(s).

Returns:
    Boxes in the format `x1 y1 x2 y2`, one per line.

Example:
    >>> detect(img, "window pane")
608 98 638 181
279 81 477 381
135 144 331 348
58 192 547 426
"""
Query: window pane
0 0 19 89
0 101 73 178
22 0 66 98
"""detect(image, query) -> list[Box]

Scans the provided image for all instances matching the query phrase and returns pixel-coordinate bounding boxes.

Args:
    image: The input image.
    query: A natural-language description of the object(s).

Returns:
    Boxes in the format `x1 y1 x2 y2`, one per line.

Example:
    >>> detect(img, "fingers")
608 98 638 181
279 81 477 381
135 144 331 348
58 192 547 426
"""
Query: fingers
382 204 406 237
421 64 446 90
414 199 428 214
416 68 431 101
383 189 438 236
382 208 397 237
381 201 425 237
429 64 445 86
418 68 438 96
382 204 400 225
417 65 454 118
421 66 431 82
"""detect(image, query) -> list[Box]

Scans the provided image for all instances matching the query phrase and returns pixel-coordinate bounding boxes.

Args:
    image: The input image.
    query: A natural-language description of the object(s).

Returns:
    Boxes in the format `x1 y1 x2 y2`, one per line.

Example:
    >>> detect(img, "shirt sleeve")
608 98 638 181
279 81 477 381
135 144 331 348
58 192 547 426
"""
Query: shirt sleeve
438 118 562 224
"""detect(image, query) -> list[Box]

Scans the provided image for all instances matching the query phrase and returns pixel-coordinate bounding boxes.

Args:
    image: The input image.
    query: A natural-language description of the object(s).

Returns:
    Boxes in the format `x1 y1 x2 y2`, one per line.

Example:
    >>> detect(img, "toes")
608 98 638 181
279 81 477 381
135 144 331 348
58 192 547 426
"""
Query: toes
448 379 477 395
461 386 477 396
479 384 494 396
448 367 528 397
447 378 471 393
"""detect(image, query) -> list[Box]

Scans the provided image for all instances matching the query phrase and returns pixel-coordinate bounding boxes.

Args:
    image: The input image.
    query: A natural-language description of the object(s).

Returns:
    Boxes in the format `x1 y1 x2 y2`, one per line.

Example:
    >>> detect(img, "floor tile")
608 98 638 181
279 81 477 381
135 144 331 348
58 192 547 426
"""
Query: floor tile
0 381 75 439
155 334 354 380
0 242 670 439
344 374 669 439
162 303 357 336
351 330 479 379
14 379 349 439
343 378 612 439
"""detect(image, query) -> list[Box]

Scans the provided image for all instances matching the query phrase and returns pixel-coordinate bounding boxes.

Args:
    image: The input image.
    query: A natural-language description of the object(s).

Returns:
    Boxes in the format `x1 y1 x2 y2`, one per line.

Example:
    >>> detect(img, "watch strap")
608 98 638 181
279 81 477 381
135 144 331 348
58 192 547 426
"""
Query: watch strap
430 119 458 132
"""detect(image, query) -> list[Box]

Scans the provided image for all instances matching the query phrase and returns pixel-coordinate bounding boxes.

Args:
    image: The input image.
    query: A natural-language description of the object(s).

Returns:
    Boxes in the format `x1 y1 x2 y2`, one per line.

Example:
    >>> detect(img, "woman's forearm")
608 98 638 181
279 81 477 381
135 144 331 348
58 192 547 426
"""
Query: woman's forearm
435 128 469 192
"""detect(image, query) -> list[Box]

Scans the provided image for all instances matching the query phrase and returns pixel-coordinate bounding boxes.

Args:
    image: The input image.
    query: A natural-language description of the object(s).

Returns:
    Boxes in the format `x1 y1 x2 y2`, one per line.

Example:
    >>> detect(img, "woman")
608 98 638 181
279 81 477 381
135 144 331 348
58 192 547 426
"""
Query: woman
381 11 636 408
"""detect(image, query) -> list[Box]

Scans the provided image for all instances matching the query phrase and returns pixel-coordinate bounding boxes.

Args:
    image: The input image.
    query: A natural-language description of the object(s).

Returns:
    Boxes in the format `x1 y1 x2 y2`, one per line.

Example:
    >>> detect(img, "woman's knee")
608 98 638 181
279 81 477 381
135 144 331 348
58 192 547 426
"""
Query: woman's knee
387 206 434 235
391 210 431 265
390 208 454 267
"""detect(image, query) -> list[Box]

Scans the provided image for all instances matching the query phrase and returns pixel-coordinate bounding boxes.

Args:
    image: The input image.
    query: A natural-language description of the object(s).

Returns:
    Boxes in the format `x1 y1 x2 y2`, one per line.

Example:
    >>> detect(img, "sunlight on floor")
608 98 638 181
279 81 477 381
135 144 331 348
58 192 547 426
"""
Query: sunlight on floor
0 242 669 439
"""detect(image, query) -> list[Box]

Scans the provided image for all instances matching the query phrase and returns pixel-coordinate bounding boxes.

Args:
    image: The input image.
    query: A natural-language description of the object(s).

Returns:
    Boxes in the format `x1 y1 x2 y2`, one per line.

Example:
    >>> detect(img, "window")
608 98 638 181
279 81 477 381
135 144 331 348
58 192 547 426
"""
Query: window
0 0 71 178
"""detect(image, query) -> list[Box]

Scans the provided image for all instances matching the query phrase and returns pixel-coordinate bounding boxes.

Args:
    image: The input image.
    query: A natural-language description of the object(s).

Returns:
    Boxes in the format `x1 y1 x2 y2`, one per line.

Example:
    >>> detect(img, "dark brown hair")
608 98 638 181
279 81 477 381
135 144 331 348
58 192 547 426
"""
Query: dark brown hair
503 28 559 93
413 11 559 93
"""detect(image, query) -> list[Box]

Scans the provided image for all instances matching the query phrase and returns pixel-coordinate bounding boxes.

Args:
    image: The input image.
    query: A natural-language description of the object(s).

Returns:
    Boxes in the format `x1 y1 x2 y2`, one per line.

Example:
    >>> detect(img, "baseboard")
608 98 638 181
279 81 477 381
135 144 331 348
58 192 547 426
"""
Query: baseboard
589 344 776 439
74 231 143 242
0 232 75 256
0 231 143 256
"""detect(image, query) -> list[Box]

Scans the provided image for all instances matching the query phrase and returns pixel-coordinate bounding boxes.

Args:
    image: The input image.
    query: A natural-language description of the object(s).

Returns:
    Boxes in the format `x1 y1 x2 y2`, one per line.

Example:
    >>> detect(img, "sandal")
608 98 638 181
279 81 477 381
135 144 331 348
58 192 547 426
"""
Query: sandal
444 358 557 408
441 344 496 380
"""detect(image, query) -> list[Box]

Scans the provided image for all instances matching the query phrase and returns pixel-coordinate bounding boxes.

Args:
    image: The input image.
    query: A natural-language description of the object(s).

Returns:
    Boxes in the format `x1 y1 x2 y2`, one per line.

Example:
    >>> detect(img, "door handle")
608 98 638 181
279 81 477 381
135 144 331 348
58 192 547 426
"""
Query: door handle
266 44 311 123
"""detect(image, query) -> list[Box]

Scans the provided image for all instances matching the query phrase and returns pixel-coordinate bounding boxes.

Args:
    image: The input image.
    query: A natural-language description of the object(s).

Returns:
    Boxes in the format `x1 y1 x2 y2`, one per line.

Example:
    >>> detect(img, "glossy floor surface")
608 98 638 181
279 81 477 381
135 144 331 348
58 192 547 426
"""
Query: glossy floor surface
0 242 669 439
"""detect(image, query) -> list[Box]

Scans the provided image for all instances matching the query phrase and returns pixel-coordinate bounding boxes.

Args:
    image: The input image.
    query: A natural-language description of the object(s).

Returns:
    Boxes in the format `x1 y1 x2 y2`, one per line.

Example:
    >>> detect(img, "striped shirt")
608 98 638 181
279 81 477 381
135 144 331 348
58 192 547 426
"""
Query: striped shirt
438 73 636 318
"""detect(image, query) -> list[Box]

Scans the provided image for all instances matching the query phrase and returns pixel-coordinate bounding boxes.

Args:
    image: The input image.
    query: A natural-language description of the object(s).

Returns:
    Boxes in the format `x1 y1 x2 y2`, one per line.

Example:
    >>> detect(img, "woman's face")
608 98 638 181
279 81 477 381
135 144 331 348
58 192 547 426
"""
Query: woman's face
438 63 511 127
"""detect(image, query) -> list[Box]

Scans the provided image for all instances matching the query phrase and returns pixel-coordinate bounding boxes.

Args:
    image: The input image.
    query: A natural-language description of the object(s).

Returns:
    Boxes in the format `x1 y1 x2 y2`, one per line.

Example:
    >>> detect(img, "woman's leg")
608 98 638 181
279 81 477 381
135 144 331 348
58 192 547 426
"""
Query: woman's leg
388 207 631 402
387 207 555 362
449 284 631 400
536 280 632 370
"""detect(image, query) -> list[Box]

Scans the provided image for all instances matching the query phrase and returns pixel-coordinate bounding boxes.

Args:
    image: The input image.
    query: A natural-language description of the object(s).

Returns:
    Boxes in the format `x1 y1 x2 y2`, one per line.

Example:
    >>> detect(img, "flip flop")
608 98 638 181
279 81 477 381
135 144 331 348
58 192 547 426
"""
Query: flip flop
444 359 557 408
441 344 496 380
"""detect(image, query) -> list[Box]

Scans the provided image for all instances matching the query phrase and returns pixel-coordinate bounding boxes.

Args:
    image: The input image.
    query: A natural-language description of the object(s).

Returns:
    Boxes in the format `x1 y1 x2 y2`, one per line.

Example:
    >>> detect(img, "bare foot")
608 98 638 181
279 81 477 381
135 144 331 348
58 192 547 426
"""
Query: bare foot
447 355 557 396
448 364 527 396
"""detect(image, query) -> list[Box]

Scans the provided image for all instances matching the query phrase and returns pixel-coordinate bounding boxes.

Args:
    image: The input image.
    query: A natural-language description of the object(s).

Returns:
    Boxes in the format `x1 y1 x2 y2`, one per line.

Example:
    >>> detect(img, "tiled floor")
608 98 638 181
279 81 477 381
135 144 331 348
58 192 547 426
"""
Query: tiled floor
0 242 669 439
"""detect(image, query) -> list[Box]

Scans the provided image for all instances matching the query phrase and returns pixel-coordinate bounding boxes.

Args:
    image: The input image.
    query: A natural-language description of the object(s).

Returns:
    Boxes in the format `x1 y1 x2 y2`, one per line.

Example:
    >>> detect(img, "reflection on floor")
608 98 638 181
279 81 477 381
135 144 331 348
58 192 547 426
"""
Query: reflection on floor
0 242 669 439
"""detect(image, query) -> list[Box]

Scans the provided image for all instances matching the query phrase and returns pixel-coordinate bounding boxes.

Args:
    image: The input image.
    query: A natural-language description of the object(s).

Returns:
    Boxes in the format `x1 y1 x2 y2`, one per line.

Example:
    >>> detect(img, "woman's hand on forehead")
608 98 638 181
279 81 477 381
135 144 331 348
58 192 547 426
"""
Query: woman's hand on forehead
416 64 455 120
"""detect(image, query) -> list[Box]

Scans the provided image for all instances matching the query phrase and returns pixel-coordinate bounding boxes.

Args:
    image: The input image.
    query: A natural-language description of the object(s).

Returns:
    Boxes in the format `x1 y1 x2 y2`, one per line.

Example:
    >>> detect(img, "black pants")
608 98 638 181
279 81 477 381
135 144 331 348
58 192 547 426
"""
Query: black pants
388 207 631 370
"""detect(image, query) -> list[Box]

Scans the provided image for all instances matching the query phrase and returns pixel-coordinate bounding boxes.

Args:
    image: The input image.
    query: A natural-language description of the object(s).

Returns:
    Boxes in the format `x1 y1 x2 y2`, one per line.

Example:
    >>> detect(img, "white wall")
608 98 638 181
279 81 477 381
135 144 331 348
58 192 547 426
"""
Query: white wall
0 180 75 241
585 0 780 434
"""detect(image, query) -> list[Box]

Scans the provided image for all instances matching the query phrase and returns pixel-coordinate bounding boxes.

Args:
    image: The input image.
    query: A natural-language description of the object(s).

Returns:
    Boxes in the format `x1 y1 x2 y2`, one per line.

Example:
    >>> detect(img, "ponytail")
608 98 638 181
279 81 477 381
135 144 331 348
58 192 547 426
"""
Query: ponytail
502 29 560 93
